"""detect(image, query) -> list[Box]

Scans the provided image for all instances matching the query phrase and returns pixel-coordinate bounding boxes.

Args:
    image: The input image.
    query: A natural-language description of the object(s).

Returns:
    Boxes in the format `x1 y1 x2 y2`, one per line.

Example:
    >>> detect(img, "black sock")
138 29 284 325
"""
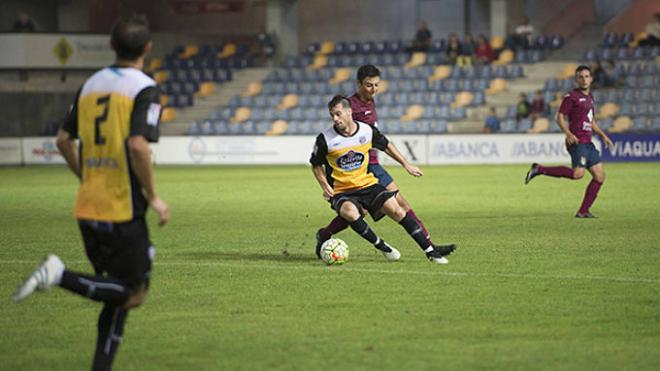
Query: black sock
399 214 433 252
92 305 128 371
349 217 390 252
59 270 129 307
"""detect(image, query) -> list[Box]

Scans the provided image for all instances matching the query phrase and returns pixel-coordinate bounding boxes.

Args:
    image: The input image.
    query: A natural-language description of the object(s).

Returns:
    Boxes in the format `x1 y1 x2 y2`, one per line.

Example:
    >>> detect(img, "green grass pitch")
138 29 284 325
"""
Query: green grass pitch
1 163 659 370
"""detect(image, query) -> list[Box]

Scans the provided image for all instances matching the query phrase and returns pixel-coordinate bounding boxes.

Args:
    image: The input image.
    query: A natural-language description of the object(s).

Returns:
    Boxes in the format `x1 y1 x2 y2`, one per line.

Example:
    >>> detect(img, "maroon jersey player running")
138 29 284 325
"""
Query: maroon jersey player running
525 65 614 217
315 64 455 262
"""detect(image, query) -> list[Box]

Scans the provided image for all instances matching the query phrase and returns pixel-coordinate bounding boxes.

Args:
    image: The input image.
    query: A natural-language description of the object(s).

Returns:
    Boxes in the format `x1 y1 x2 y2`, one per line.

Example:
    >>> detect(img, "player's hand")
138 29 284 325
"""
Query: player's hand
565 133 578 146
150 196 169 226
603 136 614 151
322 185 334 201
405 164 423 177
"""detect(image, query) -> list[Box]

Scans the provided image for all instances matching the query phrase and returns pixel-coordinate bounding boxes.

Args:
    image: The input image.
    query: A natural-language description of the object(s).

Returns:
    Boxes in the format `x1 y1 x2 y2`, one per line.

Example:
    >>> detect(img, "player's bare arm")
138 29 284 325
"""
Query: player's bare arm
384 142 423 177
557 113 578 146
128 135 169 226
312 164 334 200
592 120 614 150
55 128 81 179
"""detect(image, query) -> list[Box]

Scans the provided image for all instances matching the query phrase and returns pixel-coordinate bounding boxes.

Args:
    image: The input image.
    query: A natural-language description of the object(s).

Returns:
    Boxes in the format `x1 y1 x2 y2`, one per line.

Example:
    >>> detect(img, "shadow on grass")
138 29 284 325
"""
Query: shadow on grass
172 249 320 264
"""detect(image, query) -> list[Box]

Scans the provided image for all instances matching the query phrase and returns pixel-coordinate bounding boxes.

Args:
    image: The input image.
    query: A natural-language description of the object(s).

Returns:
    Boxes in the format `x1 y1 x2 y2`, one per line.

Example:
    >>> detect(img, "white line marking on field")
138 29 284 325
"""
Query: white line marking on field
4 259 660 285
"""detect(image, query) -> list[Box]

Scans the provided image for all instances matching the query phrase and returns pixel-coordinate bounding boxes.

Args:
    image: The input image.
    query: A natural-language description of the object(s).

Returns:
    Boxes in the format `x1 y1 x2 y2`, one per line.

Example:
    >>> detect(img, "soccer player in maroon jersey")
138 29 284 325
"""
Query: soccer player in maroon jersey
525 65 614 218
315 65 446 259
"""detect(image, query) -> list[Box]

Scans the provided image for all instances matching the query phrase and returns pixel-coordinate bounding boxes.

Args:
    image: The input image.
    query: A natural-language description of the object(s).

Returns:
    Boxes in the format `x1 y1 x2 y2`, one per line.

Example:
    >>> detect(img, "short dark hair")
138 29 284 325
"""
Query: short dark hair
356 64 381 83
111 13 151 60
575 65 592 76
327 95 351 111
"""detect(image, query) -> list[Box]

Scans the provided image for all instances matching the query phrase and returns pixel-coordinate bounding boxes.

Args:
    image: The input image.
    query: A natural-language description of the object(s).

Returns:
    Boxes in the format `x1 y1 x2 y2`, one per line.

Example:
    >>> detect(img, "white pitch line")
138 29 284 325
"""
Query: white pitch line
4 259 660 285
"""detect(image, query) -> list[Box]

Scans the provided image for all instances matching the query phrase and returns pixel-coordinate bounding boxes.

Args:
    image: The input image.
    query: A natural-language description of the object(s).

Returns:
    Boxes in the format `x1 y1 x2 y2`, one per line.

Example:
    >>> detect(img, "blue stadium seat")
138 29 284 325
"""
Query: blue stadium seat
430 39 447 53
386 40 403 54
409 92 425 105
500 119 517 133
429 120 448 133
394 92 410 105
544 78 558 92
450 107 466 120
472 91 485 105
433 105 450 119
424 91 439 105
517 118 532 132
509 65 524 78
377 93 394 106
186 121 201 135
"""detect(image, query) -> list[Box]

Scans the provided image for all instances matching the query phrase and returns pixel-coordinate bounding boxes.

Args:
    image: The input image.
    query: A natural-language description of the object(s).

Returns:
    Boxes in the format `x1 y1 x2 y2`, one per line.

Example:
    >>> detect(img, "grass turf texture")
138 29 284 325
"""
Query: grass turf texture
1 163 659 370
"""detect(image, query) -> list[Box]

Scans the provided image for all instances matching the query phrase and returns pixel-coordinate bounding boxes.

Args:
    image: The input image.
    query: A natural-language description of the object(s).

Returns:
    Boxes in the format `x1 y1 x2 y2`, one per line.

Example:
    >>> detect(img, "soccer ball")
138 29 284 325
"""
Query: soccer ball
320 238 349 265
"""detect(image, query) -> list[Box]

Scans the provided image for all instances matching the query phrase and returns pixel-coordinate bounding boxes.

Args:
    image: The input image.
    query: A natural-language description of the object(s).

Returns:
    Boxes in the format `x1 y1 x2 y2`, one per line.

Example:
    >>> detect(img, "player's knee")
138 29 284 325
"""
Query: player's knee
573 169 584 179
595 172 605 183
338 202 360 222
123 287 148 309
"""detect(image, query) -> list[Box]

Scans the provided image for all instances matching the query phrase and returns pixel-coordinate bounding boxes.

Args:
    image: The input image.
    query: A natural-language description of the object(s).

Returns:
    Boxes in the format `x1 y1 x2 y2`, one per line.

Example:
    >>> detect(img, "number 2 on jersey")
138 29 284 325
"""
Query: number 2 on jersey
94 95 110 145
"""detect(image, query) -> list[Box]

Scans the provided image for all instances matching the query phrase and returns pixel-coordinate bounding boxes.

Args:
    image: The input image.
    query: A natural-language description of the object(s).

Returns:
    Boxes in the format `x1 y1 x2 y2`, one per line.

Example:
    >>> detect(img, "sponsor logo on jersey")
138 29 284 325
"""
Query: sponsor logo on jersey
147 103 162 126
336 150 365 171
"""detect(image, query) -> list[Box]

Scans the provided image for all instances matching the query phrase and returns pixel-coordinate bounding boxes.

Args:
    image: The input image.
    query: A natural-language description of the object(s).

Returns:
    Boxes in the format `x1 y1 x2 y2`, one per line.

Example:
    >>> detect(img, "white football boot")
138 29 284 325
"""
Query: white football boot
13 254 64 302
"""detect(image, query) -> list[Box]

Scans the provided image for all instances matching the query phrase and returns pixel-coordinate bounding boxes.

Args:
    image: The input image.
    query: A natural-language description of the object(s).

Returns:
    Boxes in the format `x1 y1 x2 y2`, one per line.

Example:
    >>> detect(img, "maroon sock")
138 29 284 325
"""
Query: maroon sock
406 209 433 243
538 165 574 179
320 216 349 239
578 179 603 214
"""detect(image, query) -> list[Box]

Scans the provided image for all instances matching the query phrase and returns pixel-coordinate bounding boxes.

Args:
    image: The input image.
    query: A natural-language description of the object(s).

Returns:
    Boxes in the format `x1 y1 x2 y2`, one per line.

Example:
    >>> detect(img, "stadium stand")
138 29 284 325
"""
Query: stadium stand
186 33 570 136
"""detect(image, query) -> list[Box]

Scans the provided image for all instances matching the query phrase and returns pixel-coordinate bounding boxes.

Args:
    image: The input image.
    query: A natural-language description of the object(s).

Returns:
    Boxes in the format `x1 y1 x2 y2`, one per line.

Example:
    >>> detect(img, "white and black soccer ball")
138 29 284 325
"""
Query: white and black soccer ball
320 238 349 265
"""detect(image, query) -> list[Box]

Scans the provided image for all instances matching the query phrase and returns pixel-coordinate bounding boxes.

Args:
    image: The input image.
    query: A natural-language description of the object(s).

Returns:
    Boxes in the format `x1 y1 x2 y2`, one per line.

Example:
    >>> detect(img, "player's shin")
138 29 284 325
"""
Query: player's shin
92 305 128 371
399 213 433 251
349 216 390 252
578 179 603 214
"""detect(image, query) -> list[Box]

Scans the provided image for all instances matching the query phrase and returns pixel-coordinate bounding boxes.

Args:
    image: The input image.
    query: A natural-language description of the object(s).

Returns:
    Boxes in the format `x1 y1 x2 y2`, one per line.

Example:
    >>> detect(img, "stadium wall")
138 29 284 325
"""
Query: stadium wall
5 134 660 166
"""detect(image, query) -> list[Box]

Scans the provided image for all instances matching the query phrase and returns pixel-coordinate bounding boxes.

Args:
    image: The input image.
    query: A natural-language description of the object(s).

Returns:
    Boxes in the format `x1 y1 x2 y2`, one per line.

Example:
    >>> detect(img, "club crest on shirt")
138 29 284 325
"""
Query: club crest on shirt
336 150 365 171
359 136 367 144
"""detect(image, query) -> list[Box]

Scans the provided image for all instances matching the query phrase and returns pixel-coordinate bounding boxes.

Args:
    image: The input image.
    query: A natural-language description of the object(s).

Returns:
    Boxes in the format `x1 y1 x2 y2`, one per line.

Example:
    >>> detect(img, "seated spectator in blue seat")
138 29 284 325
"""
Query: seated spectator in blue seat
483 107 500 133
530 90 547 121
446 33 462 65
515 93 530 122
460 33 476 66
408 20 432 52
639 13 660 47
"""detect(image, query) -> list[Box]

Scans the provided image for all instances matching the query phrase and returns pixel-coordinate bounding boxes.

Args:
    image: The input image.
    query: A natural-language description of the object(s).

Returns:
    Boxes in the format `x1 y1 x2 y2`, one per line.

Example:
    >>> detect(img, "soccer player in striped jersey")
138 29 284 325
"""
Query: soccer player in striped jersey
13 14 168 371
315 64 439 256
525 65 614 217
310 95 456 263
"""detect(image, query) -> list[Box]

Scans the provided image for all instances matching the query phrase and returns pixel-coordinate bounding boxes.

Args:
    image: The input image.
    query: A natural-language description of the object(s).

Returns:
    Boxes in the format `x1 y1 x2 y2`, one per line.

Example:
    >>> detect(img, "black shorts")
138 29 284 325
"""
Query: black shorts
78 218 154 290
331 184 398 221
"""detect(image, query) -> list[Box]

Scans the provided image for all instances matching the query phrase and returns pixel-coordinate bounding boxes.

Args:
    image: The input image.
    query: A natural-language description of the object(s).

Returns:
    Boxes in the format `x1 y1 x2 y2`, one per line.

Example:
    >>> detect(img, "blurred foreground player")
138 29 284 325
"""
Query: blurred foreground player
525 65 614 218
13 13 169 371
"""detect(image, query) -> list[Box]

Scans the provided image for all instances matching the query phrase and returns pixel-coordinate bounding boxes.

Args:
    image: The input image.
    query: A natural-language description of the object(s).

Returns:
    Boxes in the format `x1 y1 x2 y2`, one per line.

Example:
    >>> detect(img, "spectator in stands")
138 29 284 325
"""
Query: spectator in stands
409 20 432 52
515 92 530 122
592 60 617 88
475 34 495 65
639 12 660 47
459 33 476 65
514 16 535 49
483 107 500 133
446 33 462 65
530 90 547 121
254 29 277 66
13 11 36 32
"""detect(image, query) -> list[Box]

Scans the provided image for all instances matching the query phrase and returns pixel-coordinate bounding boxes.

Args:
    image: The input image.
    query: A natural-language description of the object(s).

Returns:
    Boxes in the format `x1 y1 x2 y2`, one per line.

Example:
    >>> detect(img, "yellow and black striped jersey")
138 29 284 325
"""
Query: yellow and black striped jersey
310 121 389 194
62 66 161 222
